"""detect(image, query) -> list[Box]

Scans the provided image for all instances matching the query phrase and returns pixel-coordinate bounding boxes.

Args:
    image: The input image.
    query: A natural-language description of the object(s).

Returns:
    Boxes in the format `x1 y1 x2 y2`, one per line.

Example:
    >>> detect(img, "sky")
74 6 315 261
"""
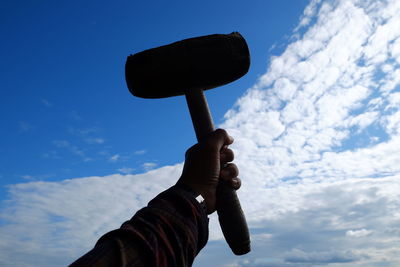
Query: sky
1 0 400 266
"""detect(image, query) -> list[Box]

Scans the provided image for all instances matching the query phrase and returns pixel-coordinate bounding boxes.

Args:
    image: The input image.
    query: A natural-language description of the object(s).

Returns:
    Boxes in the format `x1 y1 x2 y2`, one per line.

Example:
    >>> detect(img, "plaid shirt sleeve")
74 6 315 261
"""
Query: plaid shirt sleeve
69 185 209 267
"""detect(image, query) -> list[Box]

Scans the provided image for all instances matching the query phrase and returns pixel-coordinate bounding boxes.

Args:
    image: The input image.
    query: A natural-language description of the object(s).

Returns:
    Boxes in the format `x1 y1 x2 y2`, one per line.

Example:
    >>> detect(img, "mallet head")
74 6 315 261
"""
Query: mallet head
125 32 250 98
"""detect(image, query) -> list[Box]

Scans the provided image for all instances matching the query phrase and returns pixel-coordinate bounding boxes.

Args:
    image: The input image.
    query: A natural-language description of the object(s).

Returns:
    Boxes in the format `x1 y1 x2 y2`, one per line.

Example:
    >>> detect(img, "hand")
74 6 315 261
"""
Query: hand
176 129 241 214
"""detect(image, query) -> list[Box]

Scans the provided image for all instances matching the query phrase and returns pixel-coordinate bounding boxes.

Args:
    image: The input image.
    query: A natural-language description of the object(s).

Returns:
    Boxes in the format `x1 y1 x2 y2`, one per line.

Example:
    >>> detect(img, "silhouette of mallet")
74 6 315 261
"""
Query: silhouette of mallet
125 32 251 255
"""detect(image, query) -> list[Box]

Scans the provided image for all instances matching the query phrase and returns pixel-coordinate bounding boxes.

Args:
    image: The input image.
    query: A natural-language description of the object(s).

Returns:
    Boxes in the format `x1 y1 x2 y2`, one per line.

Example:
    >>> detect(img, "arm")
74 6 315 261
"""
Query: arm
69 129 240 267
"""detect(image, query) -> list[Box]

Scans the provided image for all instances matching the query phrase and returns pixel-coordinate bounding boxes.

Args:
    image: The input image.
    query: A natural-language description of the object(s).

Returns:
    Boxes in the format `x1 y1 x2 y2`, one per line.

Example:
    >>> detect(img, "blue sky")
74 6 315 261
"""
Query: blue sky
0 0 308 187
2 0 400 266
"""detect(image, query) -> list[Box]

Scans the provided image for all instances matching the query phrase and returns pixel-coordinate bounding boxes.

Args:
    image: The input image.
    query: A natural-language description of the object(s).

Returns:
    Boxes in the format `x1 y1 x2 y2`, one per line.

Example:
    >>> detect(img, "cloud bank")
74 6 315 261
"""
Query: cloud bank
2 0 400 266
0 166 181 266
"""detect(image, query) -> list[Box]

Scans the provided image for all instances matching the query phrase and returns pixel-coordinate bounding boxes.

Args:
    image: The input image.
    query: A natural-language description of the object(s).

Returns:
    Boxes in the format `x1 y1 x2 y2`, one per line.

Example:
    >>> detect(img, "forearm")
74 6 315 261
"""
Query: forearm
70 186 209 267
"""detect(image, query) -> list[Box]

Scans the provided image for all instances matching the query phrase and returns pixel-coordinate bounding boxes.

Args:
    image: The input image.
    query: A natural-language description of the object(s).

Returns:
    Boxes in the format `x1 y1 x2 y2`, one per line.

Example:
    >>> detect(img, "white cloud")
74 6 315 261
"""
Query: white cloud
41 99 53 107
2 0 400 266
20 174 53 181
295 0 321 30
85 137 105 144
346 229 373 238
53 140 85 157
68 111 82 121
284 248 361 264
18 121 33 132
68 126 100 137
20 175 34 180
134 150 146 155
0 166 182 266
142 162 157 171
117 167 134 174
108 154 120 162
216 0 400 265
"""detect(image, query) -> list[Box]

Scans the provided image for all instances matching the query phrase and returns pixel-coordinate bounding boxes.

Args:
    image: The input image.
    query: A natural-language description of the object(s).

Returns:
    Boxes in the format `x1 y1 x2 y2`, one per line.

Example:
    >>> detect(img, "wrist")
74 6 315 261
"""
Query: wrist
174 183 208 214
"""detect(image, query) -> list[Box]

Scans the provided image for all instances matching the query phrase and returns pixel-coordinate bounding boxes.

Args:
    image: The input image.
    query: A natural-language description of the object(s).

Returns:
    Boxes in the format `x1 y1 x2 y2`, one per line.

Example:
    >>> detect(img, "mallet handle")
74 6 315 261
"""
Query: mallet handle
185 89 250 255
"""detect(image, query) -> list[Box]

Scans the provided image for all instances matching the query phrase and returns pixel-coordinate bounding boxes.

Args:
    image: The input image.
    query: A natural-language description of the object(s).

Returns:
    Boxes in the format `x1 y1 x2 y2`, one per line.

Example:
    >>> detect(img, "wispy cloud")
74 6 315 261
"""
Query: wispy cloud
117 167 135 174
68 111 83 121
85 137 105 144
41 99 53 107
142 162 157 171
284 249 361 264
108 154 120 162
53 140 85 157
346 229 373 238
20 174 53 181
67 127 105 146
68 126 101 137
134 150 146 155
42 151 60 159
294 0 321 31
18 121 33 132
20 175 35 180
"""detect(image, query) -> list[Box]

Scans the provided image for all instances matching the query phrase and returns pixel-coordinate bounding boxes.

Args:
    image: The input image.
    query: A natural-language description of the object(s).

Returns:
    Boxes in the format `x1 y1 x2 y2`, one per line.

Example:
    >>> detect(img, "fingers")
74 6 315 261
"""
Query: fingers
220 147 234 164
185 129 234 163
220 163 239 178
220 163 241 190
214 128 234 146
230 177 241 190
204 129 234 152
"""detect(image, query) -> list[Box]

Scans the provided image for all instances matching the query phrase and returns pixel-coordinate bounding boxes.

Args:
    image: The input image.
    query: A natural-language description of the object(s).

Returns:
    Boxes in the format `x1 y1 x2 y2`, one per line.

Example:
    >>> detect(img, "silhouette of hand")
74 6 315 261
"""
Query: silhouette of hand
177 129 241 214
